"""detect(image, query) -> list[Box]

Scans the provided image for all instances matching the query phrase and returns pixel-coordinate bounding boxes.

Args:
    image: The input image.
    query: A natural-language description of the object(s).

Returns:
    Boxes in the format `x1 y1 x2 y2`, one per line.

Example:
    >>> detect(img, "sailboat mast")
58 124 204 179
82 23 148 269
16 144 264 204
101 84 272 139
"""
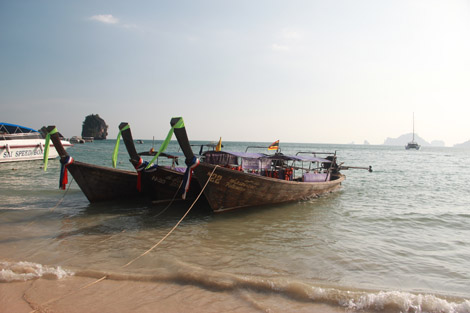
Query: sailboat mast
412 113 415 142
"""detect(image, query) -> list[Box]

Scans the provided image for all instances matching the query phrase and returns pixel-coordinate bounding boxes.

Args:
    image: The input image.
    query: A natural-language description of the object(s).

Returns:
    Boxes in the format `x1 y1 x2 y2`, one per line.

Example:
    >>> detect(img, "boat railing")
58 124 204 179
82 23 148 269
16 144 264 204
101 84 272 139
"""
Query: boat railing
187 143 221 155
295 151 337 156
0 133 43 140
137 151 182 169
245 145 281 153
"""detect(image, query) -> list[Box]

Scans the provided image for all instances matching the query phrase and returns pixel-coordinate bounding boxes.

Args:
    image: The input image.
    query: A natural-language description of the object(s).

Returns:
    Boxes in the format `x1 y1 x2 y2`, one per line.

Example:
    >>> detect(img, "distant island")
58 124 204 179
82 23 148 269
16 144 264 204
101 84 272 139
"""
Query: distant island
383 133 445 147
453 140 470 148
382 134 470 148
81 114 108 140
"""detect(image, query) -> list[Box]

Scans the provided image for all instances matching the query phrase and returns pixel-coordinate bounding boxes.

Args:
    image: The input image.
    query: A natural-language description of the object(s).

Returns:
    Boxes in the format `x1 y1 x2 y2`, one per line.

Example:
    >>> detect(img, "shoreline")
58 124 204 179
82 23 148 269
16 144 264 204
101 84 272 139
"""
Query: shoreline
1 262 469 313
0 276 345 313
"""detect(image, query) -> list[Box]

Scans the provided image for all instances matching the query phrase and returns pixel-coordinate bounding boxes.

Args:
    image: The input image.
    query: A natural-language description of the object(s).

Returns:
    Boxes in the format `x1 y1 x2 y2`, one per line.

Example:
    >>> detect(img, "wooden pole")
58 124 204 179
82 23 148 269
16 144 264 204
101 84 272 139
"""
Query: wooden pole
46 125 68 159
170 117 195 164
118 122 141 166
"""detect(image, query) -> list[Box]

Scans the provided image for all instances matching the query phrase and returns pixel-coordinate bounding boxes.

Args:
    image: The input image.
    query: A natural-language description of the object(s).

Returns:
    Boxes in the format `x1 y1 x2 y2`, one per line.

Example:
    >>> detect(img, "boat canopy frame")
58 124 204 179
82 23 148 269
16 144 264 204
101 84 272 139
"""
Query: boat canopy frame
0 123 43 141
201 150 337 182
0 123 39 134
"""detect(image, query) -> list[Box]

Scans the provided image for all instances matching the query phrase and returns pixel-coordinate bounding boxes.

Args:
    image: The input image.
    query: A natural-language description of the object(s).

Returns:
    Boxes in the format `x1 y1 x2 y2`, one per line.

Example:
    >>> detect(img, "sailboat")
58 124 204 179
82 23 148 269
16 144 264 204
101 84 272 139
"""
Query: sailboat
405 113 420 150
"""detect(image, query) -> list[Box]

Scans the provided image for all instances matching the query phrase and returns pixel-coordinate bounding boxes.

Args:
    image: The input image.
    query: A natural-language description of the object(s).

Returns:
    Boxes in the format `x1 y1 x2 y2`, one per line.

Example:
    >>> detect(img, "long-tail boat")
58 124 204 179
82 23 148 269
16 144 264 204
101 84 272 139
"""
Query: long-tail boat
45 124 200 203
170 117 348 213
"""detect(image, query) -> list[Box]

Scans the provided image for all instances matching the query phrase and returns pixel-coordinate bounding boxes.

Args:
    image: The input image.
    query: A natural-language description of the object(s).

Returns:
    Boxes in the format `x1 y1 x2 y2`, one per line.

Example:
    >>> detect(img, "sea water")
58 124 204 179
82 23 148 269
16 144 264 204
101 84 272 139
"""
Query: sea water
1 140 469 313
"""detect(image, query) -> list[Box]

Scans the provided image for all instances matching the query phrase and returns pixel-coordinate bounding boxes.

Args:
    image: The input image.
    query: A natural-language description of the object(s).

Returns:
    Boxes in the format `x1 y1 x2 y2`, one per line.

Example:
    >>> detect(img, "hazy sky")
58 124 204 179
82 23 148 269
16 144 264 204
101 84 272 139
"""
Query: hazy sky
1 0 469 146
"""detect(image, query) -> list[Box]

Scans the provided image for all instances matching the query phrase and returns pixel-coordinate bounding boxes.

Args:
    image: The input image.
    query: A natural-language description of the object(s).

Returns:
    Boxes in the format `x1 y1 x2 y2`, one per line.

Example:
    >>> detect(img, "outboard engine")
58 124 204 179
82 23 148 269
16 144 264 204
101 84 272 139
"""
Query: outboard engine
324 155 340 174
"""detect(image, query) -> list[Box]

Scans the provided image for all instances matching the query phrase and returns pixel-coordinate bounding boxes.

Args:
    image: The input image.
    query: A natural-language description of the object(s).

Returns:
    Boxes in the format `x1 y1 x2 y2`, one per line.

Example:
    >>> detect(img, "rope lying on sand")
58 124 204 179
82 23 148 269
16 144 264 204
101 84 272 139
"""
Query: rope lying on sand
29 165 219 313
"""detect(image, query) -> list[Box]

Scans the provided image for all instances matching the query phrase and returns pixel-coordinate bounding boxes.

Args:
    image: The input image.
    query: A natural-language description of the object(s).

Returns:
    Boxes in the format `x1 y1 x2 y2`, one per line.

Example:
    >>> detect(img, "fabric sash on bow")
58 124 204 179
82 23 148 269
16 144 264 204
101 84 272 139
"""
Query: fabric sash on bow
43 127 58 171
133 157 145 192
132 158 158 192
112 124 130 168
59 155 74 190
145 118 185 169
181 156 200 200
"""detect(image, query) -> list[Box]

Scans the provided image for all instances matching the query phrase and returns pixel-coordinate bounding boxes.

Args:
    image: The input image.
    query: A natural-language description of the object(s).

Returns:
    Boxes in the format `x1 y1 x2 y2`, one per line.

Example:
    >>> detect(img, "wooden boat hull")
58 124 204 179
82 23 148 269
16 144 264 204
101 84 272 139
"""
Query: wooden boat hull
193 163 345 212
68 161 139 202
67 161 201 203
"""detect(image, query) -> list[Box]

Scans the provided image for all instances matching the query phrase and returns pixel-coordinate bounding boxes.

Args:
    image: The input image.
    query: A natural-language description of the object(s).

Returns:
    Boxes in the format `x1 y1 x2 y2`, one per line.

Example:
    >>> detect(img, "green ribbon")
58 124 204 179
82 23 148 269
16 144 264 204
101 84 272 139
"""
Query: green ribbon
146 117 185 169
43 127 58 171
112 124 130 168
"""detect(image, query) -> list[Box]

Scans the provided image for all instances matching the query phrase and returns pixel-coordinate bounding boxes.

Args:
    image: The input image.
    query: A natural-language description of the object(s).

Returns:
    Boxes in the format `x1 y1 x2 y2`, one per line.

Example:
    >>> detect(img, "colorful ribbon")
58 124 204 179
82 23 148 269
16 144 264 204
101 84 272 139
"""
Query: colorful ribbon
59 155 74 189
43 127 58 171
145 118 185 169
133 157 144 192
181 156 200 200
112 124 130 168
132 157 159 192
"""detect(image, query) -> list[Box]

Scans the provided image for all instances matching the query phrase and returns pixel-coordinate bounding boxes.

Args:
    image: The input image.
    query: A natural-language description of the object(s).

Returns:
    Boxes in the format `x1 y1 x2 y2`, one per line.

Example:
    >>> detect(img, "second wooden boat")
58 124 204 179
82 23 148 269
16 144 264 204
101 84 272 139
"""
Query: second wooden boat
170 117 346 212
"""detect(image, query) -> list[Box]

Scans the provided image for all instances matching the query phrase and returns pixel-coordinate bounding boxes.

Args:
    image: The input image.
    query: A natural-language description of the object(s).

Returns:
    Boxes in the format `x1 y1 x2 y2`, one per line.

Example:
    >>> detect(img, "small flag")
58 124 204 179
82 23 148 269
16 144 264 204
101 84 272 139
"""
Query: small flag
268 140 279 151
216 137 222 151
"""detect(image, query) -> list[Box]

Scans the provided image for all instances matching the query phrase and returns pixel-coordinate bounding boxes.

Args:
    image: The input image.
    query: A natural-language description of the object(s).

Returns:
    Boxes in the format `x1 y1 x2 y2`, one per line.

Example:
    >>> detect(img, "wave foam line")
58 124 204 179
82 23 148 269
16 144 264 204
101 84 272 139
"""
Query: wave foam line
344 291 470 313
0 260 73 282
3 260 469 313
74 263 470 313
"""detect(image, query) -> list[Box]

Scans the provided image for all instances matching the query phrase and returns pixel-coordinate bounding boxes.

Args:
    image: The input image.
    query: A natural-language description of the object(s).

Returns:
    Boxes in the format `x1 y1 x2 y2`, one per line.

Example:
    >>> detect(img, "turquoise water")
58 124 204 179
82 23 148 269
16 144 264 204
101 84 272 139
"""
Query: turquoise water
1 140 469 312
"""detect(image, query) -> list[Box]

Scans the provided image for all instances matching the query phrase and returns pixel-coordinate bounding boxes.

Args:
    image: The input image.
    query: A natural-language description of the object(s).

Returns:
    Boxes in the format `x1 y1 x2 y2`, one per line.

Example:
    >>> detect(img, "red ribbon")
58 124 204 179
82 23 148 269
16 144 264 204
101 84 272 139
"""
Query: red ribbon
134 158 144 192
60 156 74 190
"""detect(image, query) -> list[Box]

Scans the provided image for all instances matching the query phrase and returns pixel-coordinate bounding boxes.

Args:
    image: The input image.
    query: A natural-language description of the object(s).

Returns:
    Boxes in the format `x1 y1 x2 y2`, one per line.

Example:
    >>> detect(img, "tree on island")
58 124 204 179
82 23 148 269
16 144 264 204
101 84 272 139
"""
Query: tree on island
81 114 108 140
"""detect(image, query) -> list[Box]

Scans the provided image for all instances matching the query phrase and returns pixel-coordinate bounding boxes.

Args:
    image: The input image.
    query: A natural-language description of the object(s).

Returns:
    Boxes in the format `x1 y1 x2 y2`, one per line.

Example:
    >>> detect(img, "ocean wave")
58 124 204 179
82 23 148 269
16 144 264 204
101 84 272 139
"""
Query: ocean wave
2 260 469 312
73 263 470 313
344 291 470 313
0 260 74 282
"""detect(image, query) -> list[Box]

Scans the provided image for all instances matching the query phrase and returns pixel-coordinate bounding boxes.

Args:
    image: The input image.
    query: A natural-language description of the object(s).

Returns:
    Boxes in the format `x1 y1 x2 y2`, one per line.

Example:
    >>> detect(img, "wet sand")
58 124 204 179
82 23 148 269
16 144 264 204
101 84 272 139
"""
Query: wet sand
0 277 347 313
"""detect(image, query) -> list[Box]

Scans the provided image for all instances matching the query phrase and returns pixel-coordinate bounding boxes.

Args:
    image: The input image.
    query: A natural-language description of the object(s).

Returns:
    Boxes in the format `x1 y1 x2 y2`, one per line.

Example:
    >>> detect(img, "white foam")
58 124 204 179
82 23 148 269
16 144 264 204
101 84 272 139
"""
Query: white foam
0 261 74 282
344 290 470 313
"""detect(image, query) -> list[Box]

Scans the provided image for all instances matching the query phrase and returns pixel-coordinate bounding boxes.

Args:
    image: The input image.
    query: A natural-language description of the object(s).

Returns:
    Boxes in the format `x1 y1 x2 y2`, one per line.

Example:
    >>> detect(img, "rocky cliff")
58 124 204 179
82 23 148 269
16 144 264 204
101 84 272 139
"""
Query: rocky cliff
81 114 108 140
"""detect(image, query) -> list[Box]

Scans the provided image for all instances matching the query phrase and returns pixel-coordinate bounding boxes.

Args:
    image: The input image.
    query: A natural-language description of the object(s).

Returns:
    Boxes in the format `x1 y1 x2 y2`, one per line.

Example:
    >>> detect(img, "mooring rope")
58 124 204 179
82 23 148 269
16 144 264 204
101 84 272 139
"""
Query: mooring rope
152 179 184 218
50 176 75 212
24 177 75 229
121 165 219 268
29 165 219 313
